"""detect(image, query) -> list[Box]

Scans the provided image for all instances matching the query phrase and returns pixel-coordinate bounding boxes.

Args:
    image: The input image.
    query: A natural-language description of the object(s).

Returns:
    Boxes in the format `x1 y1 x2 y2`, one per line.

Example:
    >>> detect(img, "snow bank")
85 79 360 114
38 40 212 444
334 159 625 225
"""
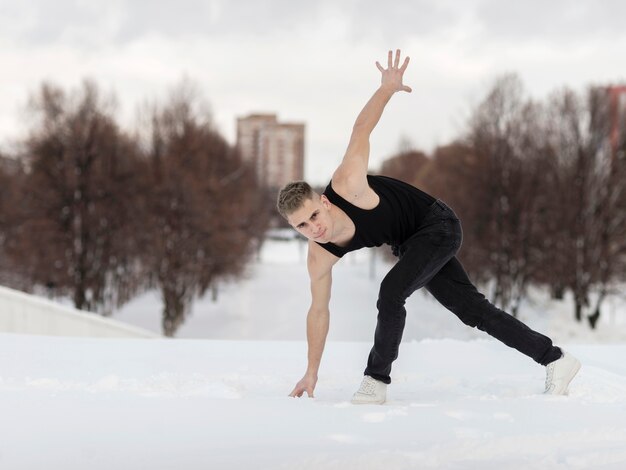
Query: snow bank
0 285 158 338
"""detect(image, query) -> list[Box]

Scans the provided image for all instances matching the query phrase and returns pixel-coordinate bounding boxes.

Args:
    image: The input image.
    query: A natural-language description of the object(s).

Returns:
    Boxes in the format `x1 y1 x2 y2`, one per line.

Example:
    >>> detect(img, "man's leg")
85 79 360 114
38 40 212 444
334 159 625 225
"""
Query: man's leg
364 202 463 384
425 256 562 365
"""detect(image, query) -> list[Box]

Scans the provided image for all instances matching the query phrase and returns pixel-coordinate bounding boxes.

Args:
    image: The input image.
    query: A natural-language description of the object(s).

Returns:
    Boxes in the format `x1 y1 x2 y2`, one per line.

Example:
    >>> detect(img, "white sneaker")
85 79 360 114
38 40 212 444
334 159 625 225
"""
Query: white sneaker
545 351 581 395
351 375 387 405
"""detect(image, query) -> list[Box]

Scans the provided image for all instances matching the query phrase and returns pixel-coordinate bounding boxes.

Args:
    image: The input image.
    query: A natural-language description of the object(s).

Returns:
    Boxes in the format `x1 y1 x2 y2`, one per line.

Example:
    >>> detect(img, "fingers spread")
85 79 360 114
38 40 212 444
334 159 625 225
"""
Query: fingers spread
376 61 385 73
400 56 410 72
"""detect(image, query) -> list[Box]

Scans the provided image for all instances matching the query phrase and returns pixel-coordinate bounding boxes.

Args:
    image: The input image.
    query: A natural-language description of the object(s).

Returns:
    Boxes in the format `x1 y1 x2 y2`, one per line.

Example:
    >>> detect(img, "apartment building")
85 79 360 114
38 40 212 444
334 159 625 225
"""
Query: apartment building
236 113 305 189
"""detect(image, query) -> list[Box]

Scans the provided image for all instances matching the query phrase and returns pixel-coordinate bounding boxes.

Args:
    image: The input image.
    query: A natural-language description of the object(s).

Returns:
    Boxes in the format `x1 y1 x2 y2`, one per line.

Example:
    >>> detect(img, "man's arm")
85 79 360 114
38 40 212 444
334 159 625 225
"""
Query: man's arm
289 241 339 398
333 49 412 196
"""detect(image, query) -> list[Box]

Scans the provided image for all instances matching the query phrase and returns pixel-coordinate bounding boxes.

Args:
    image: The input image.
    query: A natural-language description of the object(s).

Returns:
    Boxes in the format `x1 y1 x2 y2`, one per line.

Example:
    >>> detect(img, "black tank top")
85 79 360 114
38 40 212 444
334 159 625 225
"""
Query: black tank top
316 175 436 257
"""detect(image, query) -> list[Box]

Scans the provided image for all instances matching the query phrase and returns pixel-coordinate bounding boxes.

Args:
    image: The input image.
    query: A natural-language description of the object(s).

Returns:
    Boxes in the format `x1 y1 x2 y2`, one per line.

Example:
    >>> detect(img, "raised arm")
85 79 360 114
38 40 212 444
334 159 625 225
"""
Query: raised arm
289 241 339 398
332 49 412 193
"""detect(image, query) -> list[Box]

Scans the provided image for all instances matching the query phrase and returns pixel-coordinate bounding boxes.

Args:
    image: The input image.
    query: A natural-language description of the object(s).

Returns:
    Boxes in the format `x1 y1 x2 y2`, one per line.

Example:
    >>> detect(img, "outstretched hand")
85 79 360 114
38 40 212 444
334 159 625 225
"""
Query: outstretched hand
376 49 412 93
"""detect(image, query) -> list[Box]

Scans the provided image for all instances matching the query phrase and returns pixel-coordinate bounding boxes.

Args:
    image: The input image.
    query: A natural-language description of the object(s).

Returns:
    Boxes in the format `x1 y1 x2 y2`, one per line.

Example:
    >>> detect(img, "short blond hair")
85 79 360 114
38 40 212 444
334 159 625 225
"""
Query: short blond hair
277 181 316 219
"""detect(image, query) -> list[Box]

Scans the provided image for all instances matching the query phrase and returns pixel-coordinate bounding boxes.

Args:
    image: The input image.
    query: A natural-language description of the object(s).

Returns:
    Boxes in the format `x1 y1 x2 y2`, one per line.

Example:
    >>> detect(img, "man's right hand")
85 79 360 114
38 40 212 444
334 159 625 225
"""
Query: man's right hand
289 374 317 398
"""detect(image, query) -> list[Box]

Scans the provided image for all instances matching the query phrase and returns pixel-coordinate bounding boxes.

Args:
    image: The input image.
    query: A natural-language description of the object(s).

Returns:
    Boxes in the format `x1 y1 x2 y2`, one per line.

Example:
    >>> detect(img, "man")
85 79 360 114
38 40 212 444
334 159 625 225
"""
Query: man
277 50 581 404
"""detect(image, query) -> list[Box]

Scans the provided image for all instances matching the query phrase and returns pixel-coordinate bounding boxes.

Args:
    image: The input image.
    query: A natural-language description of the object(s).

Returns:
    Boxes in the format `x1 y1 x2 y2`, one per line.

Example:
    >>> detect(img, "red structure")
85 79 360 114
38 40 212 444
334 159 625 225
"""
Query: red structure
608 85 626 160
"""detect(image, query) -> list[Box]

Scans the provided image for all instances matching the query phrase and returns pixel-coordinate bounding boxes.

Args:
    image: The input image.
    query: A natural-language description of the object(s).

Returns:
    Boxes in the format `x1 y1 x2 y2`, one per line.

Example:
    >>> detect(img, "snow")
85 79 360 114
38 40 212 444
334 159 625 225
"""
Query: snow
2 239 626 469
2 335 626 469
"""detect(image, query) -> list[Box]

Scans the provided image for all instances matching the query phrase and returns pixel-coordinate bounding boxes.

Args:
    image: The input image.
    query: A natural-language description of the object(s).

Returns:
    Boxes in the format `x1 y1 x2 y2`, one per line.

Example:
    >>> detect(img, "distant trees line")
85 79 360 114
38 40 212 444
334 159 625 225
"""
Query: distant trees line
0 80 268 336
381 75 626 329
1 75 625 334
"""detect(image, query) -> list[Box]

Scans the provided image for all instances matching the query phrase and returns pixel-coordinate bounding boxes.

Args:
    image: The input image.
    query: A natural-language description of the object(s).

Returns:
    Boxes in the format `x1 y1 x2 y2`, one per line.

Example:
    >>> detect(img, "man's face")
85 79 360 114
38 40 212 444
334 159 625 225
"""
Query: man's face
287 195 333 243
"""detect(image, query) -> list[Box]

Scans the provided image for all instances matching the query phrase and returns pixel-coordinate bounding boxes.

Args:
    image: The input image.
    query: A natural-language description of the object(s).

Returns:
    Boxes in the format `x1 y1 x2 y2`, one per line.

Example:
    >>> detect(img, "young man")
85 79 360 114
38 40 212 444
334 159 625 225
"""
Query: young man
278 50 581 404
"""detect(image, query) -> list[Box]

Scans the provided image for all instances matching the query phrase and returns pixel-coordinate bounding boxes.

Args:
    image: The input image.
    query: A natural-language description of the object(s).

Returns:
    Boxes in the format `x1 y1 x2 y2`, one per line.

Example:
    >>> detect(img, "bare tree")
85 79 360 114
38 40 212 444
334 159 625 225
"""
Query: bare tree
0 154 24 287
139 82 264 336
380 148 430 184
6 80 144 313
461 75 548 315
541 86 626 327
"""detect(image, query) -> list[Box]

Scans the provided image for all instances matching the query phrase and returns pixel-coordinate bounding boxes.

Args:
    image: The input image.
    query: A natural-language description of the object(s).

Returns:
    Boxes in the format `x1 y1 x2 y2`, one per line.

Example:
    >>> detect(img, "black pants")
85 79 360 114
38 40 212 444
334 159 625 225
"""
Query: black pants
364 199 562 384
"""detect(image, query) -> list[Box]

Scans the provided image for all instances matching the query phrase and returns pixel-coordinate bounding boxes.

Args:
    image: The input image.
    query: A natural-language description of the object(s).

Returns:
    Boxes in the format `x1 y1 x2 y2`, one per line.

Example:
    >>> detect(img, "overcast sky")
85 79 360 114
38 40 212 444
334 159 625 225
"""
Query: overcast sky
1 0 625 184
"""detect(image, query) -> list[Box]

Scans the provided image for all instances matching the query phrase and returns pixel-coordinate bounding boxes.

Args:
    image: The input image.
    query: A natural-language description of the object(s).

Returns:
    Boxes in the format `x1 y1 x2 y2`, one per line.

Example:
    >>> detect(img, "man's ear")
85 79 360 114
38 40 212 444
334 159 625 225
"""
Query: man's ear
320 194 331 208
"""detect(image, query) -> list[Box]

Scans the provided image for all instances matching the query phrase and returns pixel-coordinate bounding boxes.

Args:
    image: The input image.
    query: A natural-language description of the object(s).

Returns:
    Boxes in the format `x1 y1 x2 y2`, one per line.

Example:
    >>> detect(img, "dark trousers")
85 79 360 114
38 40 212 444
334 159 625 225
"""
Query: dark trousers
364 199 562 384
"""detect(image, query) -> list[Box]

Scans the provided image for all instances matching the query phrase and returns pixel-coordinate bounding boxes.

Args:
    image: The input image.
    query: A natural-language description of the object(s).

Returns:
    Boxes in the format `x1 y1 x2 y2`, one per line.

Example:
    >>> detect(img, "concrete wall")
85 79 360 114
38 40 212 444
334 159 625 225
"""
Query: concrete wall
0 285 159 338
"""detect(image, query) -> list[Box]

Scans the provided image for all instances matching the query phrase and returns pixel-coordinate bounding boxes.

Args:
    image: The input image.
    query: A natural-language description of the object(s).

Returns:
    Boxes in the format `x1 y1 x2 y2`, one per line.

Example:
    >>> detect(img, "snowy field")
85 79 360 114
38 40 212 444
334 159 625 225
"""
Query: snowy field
3 239 626 469
2 335 626 469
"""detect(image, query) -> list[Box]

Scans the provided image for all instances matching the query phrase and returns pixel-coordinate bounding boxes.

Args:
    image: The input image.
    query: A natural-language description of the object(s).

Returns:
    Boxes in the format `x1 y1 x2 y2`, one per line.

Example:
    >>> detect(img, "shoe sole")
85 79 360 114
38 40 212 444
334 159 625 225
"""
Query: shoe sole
351 399 386 405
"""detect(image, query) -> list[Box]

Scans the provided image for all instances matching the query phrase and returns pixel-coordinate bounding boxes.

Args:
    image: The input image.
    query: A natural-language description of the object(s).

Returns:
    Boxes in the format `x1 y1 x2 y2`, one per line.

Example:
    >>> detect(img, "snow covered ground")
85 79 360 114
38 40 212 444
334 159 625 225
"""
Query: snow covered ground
2 239 626 469
2 335 626 469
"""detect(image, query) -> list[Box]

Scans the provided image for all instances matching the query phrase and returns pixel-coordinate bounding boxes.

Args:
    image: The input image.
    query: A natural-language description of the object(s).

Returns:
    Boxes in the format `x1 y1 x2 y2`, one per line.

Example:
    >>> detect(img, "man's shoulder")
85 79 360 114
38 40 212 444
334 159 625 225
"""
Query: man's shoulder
307 240 340 277
331 167 370 197
308 239 341 262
